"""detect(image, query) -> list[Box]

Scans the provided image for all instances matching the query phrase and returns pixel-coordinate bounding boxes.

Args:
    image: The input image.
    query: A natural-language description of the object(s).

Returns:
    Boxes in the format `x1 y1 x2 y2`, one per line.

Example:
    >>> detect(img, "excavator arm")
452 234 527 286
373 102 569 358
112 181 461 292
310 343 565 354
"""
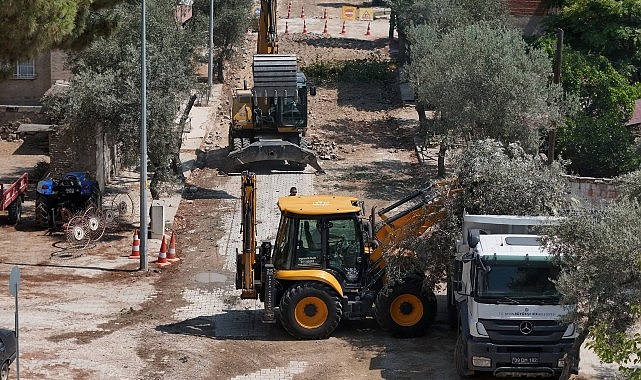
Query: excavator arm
256 0 278 54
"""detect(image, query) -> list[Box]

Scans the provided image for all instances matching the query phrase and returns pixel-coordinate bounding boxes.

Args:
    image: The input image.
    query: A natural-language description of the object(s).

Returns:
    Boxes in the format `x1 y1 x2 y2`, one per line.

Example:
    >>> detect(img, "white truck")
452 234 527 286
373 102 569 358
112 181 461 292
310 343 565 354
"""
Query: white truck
449 213 578 378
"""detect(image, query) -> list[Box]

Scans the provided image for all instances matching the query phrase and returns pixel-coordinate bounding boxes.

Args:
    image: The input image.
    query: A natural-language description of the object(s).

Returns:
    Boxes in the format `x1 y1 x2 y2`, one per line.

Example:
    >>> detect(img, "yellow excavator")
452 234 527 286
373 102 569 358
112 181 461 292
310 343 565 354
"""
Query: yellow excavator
229 0 323 173
236 171 458 339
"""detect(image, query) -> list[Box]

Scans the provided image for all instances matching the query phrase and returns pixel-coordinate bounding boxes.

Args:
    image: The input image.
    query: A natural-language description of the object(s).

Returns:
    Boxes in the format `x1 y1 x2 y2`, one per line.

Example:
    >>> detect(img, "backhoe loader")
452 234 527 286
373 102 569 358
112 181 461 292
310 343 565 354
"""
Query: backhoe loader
229 0 323 173
235 171 458 339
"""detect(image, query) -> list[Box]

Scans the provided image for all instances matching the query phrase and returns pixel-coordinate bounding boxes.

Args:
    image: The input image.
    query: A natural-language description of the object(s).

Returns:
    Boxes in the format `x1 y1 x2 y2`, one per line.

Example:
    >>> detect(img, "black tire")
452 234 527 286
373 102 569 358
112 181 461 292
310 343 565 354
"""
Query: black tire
278 281 342 340
455 332 474 377
90 184 102 210
232 137 243 151
299 136 309 150
374 279 437 338
35 195 51 228
0 361 8 380
6 198 22 225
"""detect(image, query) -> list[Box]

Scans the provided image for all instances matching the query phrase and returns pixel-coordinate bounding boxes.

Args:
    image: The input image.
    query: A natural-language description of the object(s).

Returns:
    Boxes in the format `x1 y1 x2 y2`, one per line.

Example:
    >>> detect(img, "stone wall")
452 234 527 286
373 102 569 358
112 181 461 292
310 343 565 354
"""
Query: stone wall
566 176 620 204
48 125 119 191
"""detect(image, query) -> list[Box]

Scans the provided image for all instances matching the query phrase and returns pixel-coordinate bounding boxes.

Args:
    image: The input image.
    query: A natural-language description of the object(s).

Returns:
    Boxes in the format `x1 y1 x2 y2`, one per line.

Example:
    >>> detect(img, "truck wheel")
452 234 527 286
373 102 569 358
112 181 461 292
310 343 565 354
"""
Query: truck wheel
278 281 342 339
35 196 51 228
0 361 8 380
6 199 22 225
455 332 474 377
374 279 437 338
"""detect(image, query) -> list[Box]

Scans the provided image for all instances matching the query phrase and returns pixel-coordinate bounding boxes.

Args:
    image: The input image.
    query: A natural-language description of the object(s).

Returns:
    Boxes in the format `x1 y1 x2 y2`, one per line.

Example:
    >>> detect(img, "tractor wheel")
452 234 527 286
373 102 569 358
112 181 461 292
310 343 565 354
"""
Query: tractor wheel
0 361 8 380
35 195 51 228
374 279 437 338
90 185 102 210
278 281 342 340
6 198 22 225
455 332 474 377
232 137 243 151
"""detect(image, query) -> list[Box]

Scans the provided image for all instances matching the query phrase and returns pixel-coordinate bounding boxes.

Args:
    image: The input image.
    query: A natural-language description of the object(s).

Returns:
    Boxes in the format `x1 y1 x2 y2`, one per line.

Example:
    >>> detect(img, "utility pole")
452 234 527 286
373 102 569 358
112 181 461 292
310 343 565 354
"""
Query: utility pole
139 0 149 270
548 28 563 164
208 0 214 104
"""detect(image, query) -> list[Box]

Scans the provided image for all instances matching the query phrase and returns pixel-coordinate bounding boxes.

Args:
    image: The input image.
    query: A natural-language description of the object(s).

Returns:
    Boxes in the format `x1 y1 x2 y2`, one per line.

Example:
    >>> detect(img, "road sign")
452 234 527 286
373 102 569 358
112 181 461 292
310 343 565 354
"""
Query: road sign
9 265 19 296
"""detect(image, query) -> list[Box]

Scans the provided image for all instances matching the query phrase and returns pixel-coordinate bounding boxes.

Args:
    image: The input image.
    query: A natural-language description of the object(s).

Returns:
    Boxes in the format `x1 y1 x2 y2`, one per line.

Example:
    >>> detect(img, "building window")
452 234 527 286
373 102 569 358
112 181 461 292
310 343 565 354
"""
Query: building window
14 60 36 79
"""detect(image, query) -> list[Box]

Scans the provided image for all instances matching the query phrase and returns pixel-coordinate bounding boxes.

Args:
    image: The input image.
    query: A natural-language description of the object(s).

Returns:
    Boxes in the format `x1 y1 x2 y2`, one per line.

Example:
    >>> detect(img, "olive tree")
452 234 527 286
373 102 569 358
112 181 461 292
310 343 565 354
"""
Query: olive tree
43 0 197 199
541 196 641 379
385 139 569 289
405 22 570 176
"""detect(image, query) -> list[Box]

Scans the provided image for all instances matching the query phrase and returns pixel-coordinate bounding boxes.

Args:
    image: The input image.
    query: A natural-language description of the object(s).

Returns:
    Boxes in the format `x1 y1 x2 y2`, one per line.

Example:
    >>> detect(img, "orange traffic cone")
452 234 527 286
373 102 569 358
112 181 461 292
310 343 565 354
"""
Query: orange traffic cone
322 19 328 34
365 22 371 36
300 6 305 18
167 232 180 262
155 235 170 267
129 229 140 259
340 21 347 35
323 8 327 19
302 20 308 34
285 21 289 35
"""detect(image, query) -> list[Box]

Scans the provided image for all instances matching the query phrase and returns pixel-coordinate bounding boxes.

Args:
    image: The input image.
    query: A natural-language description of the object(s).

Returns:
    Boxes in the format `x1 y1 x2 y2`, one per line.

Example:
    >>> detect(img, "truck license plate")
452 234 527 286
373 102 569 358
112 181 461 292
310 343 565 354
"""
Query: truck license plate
65 188 75 194
512 357 538 365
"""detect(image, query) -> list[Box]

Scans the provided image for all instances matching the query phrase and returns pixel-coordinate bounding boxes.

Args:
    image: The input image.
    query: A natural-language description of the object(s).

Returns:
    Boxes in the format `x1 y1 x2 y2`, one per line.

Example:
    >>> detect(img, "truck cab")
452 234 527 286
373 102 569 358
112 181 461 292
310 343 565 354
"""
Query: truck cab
450 213 577 377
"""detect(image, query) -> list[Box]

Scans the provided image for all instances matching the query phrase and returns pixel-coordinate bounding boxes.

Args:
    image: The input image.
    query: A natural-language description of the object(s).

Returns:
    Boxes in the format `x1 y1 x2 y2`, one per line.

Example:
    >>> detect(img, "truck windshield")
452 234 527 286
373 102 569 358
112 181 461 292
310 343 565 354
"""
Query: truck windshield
475 259 560 300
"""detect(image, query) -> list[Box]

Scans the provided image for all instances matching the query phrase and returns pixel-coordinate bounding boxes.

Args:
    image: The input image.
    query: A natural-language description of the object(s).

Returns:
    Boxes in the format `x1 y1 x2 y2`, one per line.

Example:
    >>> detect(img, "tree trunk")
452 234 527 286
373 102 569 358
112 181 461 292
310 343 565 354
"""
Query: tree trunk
416 103 427 130
560 328 589 380
150 172 160 200
437 140 447 178
217 57 224 82
388 10 396 41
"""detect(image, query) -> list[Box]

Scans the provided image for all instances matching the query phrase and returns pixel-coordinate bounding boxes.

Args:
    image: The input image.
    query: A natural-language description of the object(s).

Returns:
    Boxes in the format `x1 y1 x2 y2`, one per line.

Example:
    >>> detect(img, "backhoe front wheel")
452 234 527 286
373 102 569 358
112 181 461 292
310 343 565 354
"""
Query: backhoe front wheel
374 279 437 338
279 281 342 340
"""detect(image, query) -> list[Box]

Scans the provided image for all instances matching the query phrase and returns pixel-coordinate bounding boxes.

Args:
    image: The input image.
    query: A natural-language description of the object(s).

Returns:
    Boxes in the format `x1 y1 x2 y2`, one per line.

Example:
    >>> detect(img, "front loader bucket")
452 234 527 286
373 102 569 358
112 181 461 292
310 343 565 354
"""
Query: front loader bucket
228 139 325 173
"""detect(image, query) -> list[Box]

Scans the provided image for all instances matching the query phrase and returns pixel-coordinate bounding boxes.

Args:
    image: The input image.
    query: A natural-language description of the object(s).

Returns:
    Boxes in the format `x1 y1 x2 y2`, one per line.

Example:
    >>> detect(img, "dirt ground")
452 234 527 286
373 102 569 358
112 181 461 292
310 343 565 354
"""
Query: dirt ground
0 1 608 379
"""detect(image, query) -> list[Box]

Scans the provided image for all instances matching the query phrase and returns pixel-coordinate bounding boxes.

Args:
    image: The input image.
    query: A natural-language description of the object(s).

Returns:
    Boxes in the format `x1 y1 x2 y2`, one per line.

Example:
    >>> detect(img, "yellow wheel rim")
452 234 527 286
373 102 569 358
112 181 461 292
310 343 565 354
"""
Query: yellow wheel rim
294 296 328 329
390 294 424 327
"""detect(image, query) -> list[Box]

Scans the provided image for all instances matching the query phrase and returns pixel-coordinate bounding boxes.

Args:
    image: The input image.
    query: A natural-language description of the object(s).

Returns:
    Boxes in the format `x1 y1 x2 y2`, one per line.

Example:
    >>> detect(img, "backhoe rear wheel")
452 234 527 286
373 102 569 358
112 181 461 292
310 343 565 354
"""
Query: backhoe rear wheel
279 281 342 339
374 278 437 338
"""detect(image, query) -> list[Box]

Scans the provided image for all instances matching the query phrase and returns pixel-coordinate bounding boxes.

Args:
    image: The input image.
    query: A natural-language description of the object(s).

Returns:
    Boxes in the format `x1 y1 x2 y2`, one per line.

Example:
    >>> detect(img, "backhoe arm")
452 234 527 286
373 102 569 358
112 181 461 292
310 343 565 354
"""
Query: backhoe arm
237 171 258 299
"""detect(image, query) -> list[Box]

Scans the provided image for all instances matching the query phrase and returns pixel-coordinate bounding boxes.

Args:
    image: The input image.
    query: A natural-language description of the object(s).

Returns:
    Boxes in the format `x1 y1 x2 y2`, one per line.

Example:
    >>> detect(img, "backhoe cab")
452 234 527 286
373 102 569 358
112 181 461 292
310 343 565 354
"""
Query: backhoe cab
236 171 458 339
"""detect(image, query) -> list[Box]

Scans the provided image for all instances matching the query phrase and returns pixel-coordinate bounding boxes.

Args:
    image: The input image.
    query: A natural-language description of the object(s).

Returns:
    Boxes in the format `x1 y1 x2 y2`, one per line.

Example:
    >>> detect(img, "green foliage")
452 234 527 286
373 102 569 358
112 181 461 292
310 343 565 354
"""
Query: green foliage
453 139 570 215
544 0 641 80
0 0 123 62
588 319 641 379
541 199 641 378
617 169 641 200
303 57 393 85
406 21 570 153
189 0 252 61
42 0 197 188
387 0 508 64
558 112 640 177
384 139 569 287
535 45 641 177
